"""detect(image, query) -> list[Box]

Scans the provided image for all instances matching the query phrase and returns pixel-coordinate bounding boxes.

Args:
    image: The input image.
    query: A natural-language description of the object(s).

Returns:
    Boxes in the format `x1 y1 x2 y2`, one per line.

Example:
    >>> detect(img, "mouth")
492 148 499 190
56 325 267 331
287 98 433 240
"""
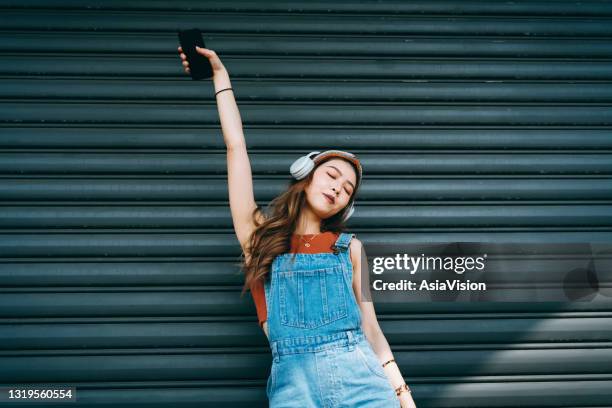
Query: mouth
322 193 335 205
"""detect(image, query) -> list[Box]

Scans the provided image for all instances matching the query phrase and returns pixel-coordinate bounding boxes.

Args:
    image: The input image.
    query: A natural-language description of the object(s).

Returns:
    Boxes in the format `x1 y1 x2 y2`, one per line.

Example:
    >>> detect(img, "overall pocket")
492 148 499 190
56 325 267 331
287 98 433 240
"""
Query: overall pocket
278 266 348 329
355 341 388 379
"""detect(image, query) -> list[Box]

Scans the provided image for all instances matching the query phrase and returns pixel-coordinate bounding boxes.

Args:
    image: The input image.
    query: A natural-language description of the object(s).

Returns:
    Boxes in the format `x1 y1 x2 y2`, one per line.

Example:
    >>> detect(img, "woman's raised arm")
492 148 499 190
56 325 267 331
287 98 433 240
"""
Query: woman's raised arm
178 46 262 253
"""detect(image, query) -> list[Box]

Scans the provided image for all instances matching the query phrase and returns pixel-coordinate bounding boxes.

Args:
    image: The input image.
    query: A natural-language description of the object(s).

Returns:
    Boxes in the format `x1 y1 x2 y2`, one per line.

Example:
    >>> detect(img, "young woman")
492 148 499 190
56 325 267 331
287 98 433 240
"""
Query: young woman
177 45 417 408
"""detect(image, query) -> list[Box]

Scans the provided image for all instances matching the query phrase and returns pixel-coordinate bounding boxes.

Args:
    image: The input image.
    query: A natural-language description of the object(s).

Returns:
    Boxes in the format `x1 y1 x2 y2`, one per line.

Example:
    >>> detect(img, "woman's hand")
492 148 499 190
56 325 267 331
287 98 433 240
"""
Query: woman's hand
177 45 227 78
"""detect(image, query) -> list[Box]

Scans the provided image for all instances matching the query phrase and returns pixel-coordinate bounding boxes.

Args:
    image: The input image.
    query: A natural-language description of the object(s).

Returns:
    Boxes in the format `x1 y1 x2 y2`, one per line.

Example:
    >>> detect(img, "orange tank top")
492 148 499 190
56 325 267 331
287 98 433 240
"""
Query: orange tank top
249 231 340 329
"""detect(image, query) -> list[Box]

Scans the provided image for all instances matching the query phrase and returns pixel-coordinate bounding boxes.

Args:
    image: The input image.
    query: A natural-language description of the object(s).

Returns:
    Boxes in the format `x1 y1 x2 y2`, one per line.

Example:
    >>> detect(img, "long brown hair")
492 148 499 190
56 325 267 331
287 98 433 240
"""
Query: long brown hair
239 158 360 297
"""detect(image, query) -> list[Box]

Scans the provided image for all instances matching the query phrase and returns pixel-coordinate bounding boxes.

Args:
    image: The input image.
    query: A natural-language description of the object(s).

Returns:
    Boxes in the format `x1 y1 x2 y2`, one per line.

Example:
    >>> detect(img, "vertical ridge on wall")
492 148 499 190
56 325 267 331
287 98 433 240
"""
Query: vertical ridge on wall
0 1 611 407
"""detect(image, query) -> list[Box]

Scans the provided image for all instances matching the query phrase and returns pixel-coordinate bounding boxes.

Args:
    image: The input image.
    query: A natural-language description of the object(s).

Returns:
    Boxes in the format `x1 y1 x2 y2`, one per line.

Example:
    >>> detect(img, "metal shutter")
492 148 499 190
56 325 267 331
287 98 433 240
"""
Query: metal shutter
1 1 611 407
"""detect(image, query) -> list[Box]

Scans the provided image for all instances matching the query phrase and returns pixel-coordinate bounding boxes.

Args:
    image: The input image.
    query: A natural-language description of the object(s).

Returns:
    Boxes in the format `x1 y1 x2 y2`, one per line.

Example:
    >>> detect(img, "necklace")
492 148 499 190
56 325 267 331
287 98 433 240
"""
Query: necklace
298 232 321 248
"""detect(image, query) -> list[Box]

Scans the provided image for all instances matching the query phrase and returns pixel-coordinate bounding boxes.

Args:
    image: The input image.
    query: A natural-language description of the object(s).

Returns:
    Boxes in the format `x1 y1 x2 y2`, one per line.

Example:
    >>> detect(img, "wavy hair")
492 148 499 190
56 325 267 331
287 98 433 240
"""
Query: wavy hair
239 157 360 298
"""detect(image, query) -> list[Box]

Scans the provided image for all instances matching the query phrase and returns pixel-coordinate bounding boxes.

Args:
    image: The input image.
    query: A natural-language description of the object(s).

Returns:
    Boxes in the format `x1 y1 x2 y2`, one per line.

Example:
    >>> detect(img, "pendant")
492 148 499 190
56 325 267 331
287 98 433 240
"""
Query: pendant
304 243 311 247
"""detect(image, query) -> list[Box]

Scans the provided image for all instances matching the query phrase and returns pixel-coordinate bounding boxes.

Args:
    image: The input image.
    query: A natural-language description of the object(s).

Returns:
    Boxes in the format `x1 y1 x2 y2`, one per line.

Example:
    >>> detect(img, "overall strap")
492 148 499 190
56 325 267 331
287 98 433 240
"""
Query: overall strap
332 232 354 253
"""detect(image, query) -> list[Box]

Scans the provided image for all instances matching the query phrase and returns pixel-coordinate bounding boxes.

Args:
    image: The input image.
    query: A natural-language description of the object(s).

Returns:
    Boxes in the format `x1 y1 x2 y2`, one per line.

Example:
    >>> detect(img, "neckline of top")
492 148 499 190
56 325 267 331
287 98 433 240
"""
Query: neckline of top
292 231 338 236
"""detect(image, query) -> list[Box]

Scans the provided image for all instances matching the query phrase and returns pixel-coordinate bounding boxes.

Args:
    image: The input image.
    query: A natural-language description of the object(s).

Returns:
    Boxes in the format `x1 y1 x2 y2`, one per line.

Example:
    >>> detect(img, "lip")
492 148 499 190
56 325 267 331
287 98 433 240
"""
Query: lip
322 193 335 205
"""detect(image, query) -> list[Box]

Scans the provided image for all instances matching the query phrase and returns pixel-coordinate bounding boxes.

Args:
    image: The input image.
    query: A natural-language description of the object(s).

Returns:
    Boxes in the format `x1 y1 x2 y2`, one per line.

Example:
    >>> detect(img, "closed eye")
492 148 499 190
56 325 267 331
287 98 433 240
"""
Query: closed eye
327 172 353 195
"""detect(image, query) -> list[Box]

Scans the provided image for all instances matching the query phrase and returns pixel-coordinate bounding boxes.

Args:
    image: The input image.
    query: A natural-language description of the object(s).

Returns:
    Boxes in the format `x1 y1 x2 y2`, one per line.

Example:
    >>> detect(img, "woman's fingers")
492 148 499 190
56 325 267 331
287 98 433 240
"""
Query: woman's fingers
177 46 189 71
195 46 216 56
177 45 218 75
177 46 191 74
177 45 213 59
194 46 224 72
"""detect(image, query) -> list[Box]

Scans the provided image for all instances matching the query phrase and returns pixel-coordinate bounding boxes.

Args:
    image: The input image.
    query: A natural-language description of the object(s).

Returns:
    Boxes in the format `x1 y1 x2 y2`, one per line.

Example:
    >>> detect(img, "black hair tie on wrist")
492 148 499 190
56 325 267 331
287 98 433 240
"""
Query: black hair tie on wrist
215 87 233 97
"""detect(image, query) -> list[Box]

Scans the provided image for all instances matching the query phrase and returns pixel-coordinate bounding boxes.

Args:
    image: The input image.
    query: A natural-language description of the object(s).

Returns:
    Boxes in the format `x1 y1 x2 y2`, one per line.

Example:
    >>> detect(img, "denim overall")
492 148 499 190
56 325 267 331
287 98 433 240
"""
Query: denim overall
263 232 400 407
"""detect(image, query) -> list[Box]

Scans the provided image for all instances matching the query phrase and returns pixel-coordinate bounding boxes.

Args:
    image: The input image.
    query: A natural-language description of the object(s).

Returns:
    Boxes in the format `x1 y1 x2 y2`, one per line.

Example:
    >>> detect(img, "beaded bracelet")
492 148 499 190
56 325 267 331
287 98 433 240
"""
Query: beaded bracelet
215 87 233 97
395 383 411 396
382 358 396 368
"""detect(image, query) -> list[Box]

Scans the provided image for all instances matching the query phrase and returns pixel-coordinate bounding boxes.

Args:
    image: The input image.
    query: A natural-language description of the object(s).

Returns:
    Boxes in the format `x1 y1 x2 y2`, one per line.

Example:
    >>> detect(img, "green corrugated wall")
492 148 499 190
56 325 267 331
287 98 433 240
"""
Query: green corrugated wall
1 1 612 407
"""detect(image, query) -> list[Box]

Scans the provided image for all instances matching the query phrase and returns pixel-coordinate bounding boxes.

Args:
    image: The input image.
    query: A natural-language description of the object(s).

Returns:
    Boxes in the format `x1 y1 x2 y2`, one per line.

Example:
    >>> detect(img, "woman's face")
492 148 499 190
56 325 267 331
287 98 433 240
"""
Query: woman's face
304 158 357 219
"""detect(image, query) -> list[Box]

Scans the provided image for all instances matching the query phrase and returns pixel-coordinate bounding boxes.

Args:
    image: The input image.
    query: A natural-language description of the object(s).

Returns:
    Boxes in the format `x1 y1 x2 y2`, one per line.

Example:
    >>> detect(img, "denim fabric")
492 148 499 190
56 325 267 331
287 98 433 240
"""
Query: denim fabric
264 232 400 407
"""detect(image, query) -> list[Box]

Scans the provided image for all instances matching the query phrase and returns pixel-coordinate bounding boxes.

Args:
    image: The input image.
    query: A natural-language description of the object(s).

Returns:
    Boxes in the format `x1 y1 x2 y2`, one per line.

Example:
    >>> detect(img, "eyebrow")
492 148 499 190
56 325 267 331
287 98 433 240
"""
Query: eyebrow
325 165 356 190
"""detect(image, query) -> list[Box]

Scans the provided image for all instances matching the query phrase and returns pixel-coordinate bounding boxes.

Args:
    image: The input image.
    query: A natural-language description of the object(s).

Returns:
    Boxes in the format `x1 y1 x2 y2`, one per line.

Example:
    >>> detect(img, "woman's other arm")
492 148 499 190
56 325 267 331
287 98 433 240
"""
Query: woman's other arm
350 239 417 408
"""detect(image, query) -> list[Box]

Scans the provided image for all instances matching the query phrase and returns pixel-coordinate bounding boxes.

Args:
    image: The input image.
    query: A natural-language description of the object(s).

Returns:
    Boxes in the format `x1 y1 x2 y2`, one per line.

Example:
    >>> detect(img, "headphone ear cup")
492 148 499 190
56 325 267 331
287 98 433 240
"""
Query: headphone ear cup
290 151 320 180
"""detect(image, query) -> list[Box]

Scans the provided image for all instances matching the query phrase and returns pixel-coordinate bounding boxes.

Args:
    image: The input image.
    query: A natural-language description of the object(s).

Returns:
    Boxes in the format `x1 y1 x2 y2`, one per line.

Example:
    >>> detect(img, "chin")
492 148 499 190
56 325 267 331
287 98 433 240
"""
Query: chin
303 199 327 218
314 209 332 219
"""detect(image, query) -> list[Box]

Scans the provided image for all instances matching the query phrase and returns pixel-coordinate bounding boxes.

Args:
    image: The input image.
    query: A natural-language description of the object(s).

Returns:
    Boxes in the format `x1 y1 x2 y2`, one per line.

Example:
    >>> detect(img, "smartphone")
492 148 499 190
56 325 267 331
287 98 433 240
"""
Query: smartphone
177 28 214 80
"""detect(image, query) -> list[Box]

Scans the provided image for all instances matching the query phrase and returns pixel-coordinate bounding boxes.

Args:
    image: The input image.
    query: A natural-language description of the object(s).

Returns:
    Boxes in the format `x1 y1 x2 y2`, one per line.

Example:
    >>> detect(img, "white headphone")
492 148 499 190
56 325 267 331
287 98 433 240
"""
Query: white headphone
289 151 357 222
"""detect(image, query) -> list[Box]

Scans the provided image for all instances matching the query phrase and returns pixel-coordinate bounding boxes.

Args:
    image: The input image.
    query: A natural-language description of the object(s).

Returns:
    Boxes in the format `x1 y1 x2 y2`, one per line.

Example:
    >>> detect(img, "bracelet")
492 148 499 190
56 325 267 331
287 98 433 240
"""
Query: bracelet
382 358 396 368
215 87 233 97
394 383 411 396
